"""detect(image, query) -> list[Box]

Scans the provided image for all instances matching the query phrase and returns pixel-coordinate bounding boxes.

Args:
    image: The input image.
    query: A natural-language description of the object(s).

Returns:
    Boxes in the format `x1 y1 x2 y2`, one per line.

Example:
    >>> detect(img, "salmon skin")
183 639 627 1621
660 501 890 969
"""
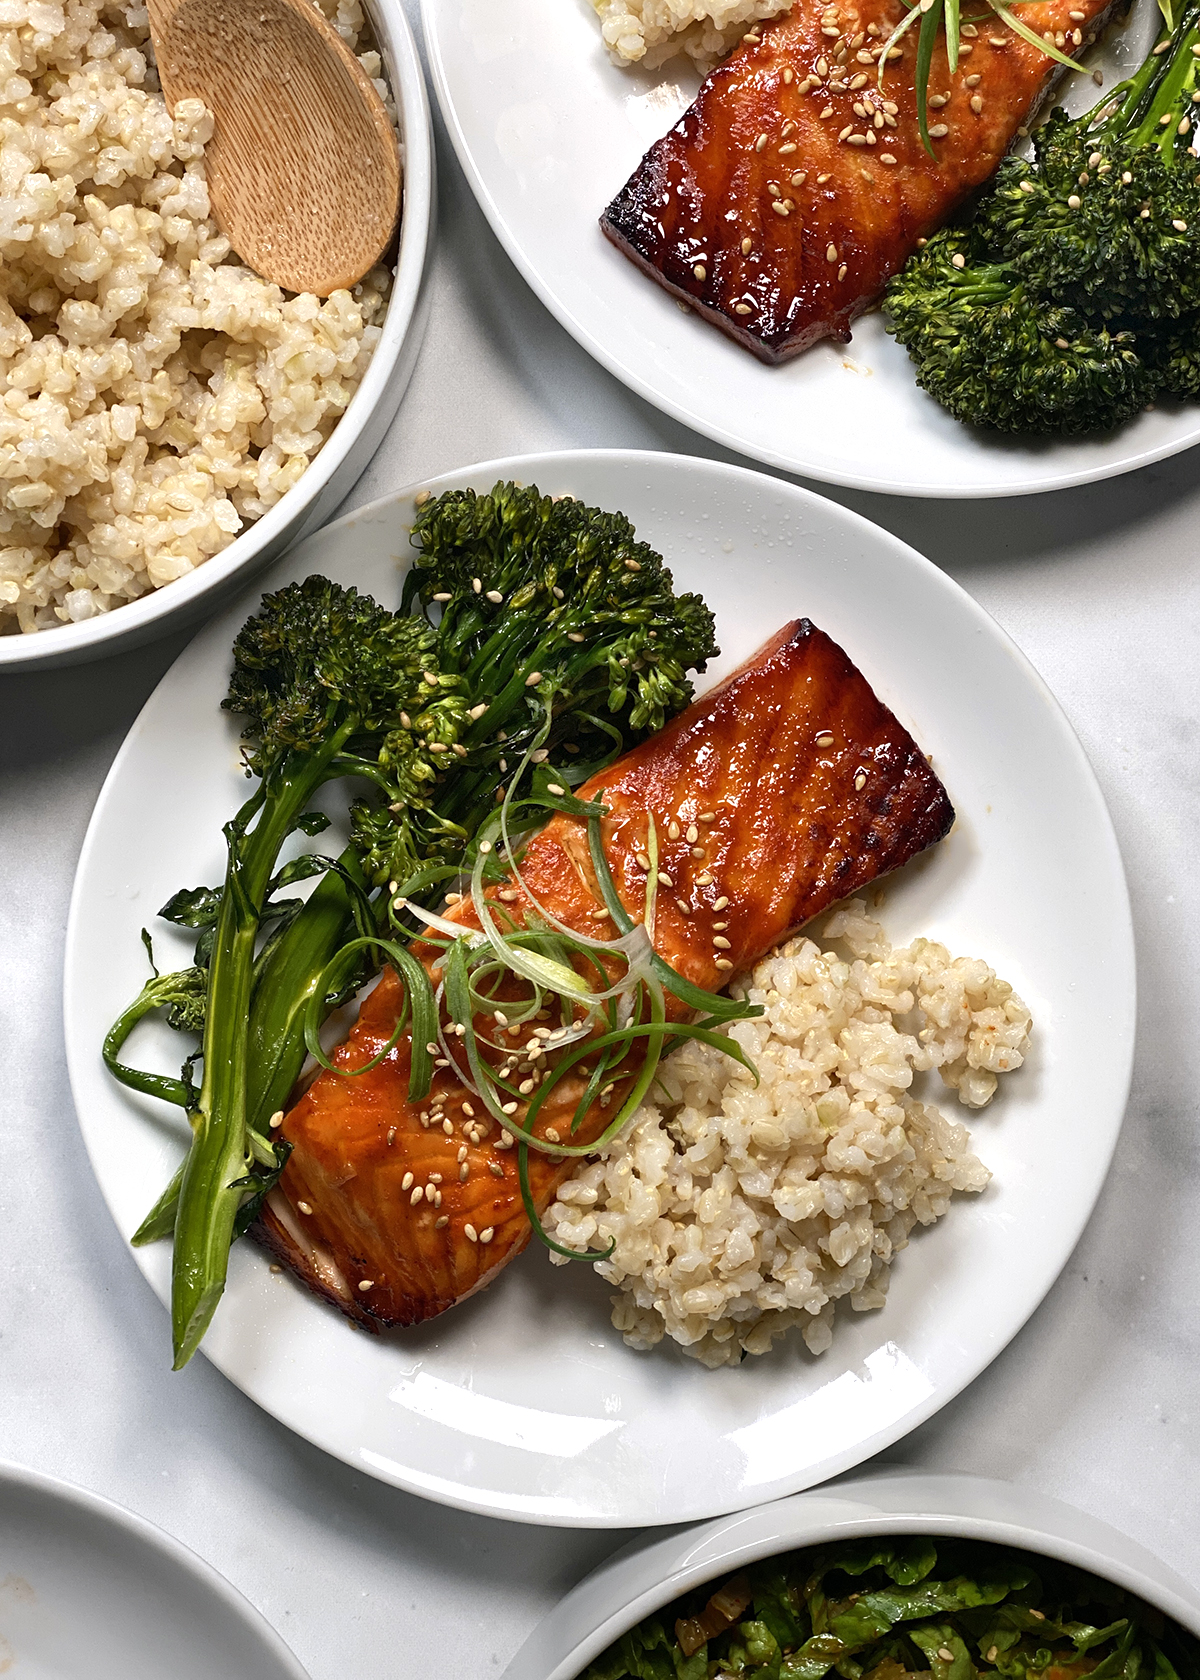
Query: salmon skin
256 620 954 1328
601 0 1110 362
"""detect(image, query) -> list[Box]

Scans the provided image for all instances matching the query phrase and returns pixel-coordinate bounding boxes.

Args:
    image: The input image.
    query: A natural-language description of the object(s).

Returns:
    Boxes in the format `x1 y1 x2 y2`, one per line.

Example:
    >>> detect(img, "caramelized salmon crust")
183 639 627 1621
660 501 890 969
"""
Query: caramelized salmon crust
255 620 955 1329
601 0 1111 361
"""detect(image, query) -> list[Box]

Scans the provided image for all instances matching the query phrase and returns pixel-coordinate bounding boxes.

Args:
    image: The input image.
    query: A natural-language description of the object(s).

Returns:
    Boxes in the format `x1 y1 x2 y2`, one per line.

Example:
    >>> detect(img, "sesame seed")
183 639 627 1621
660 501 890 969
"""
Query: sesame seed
781 119 796 137
988 33 1007 43
820 105 834 118
519 1079 535 1095
693 263 706 280
567 631 585 642
929 122 949 137
436 1215 449 1228
817 171 831 182
826 242 838 261
685 823 699 843
699 811 716 821
927 92 948 106
880 152 897 163
469 702 489 720
713 920 728 930
772 199 790 216
480 1227 495 1244
938 1651 955 1664
676 898 691 914
987 1650 999 1664
442 1117 454 1135
465 1223 478 1242
1030 1612 1045 1623
838 124 853 141
755 132 768 150
697 871 715 886
816 55 829 75
1020 179 1036 193
741 237 753 255
969 93 983 112
411 1186 423 1205
545 1127 560 1143
779 141 798 153
657 871 673 887
713 895 730 910
1180 119 1191 136
1055 336 1071 349
359 1279 374 1292
1175 218 1189 230
489 1161 505 1178
402 1171 414 1190
734 302 754 314
715 957 734 970
816 730 835 746
838 263 848 278
459 1162 469 1181
847 133 867 145
457 1145 468 1162
471 576 482 593
547 782 566 795
552 584 565 598
1068 193 1081 208
423 671 438 687
783 65 794 81
822 23 840 34
668 820 681 839
713 936 732 949
525 671 542 687
297 1201 312 1215
855 770 868 790
1122 170 1133 183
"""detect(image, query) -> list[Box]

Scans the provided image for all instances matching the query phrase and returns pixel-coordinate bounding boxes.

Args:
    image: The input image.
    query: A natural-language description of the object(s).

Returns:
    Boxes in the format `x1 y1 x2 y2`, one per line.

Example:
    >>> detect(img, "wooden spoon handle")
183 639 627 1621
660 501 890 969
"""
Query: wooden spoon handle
148 0 401 296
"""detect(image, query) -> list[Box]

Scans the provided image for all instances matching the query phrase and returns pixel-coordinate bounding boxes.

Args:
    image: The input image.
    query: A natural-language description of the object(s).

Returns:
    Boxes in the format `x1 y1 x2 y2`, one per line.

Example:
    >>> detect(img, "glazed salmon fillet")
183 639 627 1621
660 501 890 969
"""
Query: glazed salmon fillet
257 620 954 1327
601 0 1111 361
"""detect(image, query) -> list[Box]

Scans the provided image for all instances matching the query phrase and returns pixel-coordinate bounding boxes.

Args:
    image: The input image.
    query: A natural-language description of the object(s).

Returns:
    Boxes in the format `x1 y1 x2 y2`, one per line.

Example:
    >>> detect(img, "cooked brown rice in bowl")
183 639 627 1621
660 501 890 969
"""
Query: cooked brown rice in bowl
545 899 1032 1368
0 0 397 638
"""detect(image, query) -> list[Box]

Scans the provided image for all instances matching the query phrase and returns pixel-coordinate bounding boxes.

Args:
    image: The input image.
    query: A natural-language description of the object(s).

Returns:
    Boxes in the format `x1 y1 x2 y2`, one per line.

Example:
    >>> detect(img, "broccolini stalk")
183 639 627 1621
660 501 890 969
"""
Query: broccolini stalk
160 576 465 1368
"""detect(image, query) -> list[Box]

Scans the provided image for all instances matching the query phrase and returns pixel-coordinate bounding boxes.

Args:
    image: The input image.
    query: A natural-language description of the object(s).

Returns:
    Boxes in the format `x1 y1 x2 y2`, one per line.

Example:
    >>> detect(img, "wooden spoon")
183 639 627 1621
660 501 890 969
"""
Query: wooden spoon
147 0 401 296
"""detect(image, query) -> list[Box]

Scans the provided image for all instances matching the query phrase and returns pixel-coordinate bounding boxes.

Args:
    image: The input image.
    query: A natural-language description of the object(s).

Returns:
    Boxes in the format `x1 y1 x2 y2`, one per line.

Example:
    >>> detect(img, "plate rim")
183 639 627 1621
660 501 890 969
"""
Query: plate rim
64 446 1137 1527
0 1456 310 1677
419 0 1200 501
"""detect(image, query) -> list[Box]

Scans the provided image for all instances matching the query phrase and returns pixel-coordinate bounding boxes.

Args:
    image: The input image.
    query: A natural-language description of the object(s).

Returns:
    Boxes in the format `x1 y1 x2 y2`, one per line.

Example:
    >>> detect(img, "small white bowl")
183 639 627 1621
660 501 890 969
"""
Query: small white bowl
0 1458 308 1676
502 1470 1200 1680
1 0 434 672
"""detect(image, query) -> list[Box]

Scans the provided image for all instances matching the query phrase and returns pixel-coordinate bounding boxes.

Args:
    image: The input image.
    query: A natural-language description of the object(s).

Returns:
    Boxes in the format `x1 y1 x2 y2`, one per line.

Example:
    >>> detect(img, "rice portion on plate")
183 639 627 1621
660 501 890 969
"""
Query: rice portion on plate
590 0 792 71
0 0 392 635
545 900 1032 1368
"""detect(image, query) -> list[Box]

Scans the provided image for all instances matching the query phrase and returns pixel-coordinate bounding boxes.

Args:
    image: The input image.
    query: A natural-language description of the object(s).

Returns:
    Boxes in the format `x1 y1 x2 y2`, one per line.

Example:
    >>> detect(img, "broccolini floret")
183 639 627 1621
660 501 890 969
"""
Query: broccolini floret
885 231 1153 434
884 1 1200 434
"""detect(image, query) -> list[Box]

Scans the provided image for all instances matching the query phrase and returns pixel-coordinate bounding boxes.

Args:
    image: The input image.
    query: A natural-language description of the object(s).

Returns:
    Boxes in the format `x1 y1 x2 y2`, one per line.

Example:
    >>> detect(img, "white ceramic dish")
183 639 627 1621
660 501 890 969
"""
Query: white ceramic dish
421 0 1193 498
501 1469 1200 1680
0 1459 308 1678
65 449 1135 1528
1 0 435 673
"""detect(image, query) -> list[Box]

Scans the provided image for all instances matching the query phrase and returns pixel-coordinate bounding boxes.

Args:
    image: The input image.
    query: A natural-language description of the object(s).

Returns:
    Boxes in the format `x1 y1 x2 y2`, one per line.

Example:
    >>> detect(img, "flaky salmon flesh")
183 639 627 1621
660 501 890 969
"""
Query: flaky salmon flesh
601 0 1112 361
256 620 954 1328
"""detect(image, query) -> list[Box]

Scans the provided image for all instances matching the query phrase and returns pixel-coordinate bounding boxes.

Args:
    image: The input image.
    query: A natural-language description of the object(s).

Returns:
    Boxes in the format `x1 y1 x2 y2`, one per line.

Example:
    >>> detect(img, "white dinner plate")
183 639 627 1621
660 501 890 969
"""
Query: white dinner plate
0 1460 308 1678
65 449 1135 1527
420 0 1193 498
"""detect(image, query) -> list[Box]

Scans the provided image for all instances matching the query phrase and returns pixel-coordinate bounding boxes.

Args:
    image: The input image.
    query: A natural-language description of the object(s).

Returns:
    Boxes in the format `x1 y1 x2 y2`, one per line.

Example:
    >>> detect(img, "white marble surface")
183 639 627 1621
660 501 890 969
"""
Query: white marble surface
3 7 1199 1673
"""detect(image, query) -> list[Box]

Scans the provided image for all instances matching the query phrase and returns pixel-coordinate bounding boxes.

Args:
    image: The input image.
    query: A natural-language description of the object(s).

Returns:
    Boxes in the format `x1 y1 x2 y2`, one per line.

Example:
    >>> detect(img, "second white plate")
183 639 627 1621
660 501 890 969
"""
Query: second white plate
65 450 1134 1526
422 0 1193 498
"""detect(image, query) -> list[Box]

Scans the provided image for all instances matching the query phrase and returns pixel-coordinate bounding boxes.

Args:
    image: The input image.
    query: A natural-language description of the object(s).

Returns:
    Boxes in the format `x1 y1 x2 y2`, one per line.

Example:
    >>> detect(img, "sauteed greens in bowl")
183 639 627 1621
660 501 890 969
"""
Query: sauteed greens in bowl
581 1536 1200 1680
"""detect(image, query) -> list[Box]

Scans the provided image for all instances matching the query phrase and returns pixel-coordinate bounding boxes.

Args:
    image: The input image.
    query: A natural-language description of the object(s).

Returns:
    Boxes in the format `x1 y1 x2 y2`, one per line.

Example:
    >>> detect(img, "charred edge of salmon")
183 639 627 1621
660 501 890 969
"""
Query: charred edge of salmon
254 1192 381 1332
600 214 833 365
781 617 954 858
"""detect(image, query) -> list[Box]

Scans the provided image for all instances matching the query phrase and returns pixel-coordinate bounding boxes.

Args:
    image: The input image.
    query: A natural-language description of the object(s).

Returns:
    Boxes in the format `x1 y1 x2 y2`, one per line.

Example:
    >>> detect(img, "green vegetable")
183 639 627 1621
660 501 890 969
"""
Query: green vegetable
884 231 1152 434
884 2 1200 433
580 1539 1200 1680
105 485 721 1367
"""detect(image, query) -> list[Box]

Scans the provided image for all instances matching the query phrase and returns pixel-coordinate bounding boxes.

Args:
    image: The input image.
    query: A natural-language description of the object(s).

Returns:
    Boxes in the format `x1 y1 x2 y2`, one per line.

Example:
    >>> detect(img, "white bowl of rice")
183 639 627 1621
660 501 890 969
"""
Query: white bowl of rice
0 0 434 669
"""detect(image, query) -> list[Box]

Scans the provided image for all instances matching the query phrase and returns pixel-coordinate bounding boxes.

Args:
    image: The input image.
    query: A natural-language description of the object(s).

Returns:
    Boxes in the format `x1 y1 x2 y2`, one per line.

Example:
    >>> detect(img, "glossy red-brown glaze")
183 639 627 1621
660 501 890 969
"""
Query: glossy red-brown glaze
601 0 1110 361
257 620 954 1326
